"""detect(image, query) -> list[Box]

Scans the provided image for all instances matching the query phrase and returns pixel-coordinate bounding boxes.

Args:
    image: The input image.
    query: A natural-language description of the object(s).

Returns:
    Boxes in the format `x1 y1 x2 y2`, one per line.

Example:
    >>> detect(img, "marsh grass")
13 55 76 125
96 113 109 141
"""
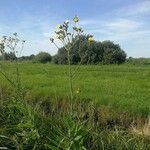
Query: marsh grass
1 62 149 116
0 95 150 150
0 60 150 149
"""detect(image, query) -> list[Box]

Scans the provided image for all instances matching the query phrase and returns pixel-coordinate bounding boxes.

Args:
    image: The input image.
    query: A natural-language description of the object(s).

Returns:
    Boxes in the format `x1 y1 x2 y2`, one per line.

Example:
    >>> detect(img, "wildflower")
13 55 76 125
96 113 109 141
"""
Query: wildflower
56 25 63 30
88 36 94 43
76 88 81 94
73 16 79 23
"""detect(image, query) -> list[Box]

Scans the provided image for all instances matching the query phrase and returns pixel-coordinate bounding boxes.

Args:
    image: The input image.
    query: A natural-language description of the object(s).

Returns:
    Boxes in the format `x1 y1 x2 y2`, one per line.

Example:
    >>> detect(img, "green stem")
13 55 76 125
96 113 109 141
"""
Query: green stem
67 49 73 101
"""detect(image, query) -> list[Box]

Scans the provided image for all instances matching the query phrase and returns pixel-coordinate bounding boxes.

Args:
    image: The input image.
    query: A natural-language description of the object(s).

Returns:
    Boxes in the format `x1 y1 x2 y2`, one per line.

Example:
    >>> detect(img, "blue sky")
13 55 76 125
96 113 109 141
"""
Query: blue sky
0 0 150 57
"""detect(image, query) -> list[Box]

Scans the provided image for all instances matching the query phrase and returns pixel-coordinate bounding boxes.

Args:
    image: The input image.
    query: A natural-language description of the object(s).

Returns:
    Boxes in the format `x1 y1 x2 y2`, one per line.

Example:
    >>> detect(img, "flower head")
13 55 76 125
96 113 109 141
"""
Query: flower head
56 25 63 30
73 16 79 23
88 36 94 43
76 88 81 94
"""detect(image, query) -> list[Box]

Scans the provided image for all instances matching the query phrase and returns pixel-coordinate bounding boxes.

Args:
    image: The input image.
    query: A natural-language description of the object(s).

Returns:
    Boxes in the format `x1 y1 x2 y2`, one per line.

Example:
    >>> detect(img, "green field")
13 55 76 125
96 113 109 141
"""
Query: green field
1 62 150 149
1 62 150 116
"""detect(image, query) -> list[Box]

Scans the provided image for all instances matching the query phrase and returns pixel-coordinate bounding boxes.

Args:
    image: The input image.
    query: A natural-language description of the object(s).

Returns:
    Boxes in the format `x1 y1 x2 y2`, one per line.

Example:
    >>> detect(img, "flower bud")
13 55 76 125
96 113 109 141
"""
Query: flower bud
73 16 79 23
88 36 94 43
50 38 54 43
56 25 63 30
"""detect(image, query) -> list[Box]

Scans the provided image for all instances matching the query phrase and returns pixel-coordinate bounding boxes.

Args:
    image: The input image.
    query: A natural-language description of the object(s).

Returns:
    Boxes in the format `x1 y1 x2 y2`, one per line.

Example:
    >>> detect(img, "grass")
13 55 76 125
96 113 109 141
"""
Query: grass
0 61 150 149
0 95 150 149
0 62 150 116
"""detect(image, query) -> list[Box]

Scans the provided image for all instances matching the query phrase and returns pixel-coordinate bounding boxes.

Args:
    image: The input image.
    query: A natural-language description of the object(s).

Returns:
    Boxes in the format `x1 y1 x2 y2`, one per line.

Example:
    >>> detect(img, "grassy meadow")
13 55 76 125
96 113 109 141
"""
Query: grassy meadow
0 62 150 149
1 62 150 116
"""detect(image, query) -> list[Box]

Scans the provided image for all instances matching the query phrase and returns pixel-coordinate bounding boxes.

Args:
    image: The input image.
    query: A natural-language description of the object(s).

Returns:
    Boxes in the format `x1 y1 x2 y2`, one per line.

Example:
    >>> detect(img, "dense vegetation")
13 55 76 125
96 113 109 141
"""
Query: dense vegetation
33 52 52 63
0 62 150 116
126 57 150 65
1 35 127 65
0 62 150 149
0 18 149 149
53 35 126 65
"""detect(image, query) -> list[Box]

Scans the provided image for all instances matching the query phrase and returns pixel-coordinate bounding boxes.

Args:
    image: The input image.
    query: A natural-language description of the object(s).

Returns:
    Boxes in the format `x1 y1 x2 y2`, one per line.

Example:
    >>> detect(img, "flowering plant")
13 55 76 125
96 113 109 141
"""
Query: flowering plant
0 33 25 101
50 16 93 101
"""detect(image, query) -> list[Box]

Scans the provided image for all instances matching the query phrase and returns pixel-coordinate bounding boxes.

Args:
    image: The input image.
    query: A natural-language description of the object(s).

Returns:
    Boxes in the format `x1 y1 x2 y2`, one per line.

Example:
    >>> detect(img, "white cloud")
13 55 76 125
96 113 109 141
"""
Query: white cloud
113 1 150 17
81 18 142 37
105 19 140 32
80 16 150 57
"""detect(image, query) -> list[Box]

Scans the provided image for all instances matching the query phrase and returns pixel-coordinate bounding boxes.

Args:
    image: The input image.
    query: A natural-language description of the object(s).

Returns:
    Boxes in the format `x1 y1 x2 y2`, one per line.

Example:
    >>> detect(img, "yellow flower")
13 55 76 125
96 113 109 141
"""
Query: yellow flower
88 36 94 43
76 88 81 94
73 16 79 23
56 25 62 30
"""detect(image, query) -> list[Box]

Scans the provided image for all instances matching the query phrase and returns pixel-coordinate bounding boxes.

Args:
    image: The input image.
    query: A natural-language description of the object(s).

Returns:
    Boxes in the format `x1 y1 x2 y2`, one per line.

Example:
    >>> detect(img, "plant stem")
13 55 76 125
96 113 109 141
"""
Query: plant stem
67 49 73 101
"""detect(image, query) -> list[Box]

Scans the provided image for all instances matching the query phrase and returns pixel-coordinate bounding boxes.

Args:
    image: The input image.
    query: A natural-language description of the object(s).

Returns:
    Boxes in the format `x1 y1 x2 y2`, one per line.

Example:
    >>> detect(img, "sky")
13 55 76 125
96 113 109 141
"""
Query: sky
0 0 150 57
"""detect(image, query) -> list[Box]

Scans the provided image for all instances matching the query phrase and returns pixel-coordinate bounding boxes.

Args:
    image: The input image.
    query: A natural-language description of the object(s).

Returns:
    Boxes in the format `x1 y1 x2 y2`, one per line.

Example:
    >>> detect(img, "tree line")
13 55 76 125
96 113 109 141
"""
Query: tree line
53 35 126 65
0 35 127 64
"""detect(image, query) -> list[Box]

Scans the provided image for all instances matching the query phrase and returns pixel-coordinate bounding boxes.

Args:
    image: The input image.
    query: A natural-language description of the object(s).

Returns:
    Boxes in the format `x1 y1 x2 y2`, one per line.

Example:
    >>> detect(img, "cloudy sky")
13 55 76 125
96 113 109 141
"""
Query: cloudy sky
0 0 150 57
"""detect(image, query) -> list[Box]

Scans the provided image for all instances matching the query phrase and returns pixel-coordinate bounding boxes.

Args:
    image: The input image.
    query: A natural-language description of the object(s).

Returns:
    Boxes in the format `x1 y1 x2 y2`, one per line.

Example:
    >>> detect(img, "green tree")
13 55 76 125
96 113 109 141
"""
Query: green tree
34 52 51 63
102 41 126 64
3 52 17 60
0 43 5 60
53 37 126 65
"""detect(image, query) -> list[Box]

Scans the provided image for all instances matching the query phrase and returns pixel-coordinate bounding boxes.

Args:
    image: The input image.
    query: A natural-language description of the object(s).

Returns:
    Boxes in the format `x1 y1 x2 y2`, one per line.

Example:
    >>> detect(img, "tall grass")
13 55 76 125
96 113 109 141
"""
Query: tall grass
0 96 150 149
1 62 150 116
0 62 150 149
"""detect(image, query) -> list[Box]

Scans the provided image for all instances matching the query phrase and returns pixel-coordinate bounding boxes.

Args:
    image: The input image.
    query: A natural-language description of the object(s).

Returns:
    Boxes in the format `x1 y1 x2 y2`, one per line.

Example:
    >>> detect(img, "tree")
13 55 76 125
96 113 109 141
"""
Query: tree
49 16 93 101
102 41 126 64
19 54 35 61
52 37 126 65
34 52 51 63
0 43 5 60
4 52 17 60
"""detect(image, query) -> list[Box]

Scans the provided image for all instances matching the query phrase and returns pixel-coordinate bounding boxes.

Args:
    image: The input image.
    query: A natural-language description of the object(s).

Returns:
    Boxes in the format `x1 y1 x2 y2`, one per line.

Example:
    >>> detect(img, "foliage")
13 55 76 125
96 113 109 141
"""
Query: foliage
0 52 17 61
19 54 35 61
0 62 150 116
126 57 150 65
53 36 127 65
0 33 25 101
0 95 150 149
0 42 5 57
0 17 149 149
102 40 126 64
50 16 90 100
34 52 51 63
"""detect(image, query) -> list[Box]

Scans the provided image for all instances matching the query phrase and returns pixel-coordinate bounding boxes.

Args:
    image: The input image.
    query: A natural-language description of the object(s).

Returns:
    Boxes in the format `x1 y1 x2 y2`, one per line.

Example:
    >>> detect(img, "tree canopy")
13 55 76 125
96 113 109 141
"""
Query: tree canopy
34 52 52 63
52 35 127 65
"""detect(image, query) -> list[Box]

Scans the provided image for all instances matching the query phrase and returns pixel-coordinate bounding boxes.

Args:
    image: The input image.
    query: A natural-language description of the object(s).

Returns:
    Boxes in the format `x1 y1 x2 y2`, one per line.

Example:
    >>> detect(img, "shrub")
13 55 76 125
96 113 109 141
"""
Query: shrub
52 36 126 65
34 52 51 63
103 48 126 64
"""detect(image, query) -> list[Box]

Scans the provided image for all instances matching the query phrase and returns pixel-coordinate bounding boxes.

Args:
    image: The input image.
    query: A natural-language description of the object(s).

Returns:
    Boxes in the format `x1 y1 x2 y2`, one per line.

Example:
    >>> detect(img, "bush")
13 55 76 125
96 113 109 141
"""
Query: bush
103 48 126 64
52 35 126 65
0 52 17 61
34 52 51 63
126 57 150 65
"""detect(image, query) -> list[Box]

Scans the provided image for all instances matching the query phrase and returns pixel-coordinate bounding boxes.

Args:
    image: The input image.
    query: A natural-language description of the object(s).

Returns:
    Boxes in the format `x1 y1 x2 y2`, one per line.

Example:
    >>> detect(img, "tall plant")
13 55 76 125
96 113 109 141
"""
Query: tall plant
50 16 93 101
0 33 25 101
